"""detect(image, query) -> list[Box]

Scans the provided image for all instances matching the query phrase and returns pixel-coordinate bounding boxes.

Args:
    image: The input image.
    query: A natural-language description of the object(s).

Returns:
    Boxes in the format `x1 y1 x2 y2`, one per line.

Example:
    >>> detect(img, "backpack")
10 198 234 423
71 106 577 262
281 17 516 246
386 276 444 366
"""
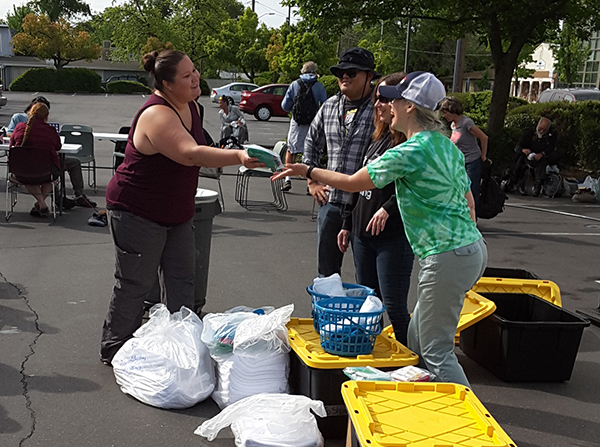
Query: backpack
478 160 507 219
292 79 318 125
543 172 565 198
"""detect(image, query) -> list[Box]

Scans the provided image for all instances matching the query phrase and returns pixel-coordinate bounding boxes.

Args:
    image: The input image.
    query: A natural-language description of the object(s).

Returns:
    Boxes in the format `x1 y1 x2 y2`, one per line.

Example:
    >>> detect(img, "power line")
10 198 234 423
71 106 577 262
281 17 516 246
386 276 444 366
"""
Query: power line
254 0 287 17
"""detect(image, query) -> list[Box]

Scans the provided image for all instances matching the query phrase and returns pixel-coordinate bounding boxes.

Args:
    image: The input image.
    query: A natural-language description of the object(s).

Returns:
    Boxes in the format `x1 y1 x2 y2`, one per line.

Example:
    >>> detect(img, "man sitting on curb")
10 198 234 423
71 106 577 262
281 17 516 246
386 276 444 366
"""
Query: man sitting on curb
507 116 558 197
7 96 97 209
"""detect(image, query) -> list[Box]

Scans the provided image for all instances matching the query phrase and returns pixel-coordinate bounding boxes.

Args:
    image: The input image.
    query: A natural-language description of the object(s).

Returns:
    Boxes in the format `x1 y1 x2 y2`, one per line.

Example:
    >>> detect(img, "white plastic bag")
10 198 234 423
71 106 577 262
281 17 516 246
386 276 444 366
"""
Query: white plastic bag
201 311 260 359
112 304 215 409
232 304 294 357
195 393 326 447
582 175 600 197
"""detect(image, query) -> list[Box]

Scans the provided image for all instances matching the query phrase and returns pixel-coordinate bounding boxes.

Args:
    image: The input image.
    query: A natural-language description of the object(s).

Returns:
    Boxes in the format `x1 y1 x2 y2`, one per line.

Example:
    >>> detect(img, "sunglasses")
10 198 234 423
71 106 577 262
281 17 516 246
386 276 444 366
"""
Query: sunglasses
375 95 392 104
333 68 359 79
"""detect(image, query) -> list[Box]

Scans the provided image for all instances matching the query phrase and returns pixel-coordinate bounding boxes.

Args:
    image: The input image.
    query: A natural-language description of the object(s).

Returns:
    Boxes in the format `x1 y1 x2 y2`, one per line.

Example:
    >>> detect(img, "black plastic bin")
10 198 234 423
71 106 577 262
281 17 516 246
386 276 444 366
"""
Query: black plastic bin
460 293 590 381
288 351 349 439
483 267 539 280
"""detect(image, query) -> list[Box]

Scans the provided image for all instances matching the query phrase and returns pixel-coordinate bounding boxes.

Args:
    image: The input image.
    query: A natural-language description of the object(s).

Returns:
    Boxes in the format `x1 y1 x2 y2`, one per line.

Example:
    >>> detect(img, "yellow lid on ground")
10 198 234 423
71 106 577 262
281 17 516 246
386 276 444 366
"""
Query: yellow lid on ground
287 318 418 369
341 381 517 447
473 276 562 307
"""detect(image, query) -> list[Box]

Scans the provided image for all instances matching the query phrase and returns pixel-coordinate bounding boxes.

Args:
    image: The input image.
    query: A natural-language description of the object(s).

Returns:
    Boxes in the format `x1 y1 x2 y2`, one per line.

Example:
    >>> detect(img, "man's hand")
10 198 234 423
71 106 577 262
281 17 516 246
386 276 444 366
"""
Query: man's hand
534 152 543 161
309 181 331 205
337 229 350 253
522 148 531 156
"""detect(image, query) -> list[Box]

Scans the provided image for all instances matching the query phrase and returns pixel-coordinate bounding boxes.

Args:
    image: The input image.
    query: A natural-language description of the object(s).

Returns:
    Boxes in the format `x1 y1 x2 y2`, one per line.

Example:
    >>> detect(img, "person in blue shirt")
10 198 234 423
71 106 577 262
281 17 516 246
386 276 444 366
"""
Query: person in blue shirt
7 96 50 135
280 61 327 192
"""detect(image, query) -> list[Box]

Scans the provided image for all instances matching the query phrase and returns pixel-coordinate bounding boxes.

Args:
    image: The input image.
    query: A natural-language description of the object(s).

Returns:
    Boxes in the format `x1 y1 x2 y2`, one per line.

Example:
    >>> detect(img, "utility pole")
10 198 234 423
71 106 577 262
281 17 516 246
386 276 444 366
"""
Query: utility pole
452 38 466 93
252 0 255 12
404 17 412 73
287 4 291 29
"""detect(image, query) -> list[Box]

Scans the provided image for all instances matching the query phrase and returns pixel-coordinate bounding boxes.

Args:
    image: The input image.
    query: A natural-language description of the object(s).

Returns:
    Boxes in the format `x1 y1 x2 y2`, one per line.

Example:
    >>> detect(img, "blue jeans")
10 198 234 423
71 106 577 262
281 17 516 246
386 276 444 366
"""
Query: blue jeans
351 233 414 346
408 238 487 387
465 158 482 216
317 202 344 277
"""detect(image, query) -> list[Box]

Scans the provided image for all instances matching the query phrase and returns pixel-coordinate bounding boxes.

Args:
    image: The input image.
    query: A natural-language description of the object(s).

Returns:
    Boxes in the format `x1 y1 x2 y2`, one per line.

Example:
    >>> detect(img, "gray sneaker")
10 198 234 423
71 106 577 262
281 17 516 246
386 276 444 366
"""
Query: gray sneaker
281 180 292 192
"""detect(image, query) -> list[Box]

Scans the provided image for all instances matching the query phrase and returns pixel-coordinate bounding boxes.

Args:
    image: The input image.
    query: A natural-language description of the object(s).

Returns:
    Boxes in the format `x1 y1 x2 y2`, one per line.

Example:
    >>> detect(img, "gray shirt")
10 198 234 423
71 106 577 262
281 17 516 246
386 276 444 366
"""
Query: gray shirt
450 116 481 163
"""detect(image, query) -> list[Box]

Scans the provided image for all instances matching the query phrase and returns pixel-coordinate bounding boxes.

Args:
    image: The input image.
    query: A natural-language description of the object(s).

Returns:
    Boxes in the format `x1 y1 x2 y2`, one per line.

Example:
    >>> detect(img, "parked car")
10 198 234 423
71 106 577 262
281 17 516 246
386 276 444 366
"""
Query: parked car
102 74 146 88
0 83 7 108
239 84 289 121
210 82 259 104
537 88 600 103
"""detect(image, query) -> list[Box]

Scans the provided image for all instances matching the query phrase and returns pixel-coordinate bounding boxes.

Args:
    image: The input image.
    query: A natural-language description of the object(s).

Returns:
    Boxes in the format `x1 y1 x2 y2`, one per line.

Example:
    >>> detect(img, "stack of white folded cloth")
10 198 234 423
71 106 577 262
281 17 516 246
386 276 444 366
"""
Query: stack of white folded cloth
228 353 289 404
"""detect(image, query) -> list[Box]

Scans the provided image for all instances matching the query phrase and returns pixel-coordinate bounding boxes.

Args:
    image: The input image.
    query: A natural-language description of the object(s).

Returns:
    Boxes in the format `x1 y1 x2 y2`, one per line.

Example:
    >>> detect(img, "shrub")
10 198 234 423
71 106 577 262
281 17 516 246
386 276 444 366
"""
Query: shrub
106 80 152 94
10 68 57 92
277 72 293 84
199 78 210 96
320 75 339 98
254 71 279 86
448 91 528 128
486 100 600 174
10 67 102 93
56 68 103 93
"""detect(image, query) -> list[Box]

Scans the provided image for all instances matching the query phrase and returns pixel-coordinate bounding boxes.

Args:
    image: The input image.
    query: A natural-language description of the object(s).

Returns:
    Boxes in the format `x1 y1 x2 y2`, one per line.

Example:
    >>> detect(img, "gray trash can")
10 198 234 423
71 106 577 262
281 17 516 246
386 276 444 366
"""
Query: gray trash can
144 188 221 314
192 188 221 313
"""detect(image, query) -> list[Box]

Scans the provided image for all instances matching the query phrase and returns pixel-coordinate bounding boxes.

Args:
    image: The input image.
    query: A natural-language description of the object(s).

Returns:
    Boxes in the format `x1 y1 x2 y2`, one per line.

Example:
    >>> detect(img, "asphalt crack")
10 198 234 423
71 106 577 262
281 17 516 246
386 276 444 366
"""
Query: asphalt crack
0 272 42 447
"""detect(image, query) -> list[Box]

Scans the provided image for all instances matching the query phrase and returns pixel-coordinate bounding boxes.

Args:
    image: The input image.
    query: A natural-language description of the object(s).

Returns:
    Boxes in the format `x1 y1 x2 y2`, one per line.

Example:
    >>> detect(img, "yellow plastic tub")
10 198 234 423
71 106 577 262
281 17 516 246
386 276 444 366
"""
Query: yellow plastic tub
384 291 496 345
341 380 517 447
287 318 418 439
473 276 562 307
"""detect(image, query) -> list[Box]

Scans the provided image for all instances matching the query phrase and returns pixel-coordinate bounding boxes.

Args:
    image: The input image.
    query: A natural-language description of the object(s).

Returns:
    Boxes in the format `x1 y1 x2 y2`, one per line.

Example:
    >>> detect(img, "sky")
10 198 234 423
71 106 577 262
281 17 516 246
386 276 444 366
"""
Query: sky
0 0 298 29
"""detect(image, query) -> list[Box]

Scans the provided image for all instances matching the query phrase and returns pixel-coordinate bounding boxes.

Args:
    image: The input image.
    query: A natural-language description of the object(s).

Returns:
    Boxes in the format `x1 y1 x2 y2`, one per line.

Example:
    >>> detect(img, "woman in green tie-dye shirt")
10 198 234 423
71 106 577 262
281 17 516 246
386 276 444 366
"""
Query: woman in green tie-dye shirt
272 71 487 387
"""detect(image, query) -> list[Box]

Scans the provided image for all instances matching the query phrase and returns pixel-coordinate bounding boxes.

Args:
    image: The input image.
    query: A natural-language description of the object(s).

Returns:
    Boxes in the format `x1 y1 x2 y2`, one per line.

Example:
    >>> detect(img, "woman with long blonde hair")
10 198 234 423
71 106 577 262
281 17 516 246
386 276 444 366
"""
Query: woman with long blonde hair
9 102 61 216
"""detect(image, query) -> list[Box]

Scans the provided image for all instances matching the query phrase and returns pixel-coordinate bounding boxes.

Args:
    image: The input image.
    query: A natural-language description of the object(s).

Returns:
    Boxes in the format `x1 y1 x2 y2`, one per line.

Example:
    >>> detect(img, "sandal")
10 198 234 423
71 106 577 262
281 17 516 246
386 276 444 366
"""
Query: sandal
39 207 49 216
30 206 41 217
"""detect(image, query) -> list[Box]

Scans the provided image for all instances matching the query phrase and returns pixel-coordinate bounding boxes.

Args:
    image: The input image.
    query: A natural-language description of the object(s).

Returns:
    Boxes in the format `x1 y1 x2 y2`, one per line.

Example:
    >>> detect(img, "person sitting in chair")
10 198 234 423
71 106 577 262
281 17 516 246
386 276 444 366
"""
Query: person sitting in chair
218 95 248 144
508 117 558 196
7 96 96 209
9 103 61 217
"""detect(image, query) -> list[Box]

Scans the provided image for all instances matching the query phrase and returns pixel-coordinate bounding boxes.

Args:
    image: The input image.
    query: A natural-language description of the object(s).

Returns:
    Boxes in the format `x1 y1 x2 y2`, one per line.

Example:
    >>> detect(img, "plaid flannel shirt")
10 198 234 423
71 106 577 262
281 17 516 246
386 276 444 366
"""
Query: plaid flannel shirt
303 93 375 205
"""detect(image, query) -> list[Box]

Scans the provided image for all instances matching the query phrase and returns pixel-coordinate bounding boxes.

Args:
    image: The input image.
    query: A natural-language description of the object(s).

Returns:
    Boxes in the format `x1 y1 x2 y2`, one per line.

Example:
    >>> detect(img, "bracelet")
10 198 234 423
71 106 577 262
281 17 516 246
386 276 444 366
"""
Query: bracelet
306 166 315 180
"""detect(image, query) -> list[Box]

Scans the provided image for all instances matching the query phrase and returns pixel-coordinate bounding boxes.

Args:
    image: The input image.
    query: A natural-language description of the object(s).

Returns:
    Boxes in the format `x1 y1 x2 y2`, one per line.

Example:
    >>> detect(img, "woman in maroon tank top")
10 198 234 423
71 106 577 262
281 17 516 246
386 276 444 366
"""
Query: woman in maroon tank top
101 50 263 365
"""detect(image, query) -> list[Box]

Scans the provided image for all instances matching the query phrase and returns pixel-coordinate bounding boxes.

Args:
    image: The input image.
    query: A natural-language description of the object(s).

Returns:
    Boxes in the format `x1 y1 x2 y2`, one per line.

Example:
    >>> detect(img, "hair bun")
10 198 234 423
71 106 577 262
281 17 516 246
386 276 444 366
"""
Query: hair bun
142 51 159 73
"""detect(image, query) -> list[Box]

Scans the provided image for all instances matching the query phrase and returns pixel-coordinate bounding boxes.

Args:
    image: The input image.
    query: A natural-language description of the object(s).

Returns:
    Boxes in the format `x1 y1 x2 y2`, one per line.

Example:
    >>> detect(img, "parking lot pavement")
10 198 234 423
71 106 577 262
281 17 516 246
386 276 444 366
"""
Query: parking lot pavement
1 92 600 447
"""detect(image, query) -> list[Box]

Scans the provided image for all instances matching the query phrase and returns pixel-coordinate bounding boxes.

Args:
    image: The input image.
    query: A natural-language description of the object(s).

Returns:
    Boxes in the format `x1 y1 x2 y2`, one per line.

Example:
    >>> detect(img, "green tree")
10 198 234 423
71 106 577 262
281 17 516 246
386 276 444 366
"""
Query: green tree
287 0 600 140
551 22 591 87
12 14 101 69
101 1 177 62
6 4 38 33
35 0 91 21
268 22 337 80
205 8 271 81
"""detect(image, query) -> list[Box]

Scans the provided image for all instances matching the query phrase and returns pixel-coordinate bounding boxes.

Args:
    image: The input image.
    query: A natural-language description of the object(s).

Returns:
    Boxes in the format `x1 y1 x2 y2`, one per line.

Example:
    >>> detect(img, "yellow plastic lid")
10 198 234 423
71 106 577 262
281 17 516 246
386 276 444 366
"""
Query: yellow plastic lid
287 318 418 369
341 381 517 447
473 276 562 307
384 291 496 345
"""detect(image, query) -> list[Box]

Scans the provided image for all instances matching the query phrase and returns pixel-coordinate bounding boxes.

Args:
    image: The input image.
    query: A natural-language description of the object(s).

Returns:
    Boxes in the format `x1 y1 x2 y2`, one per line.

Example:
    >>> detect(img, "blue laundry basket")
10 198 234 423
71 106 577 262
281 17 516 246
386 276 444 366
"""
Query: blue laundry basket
306 283 376 330
314 297 385 357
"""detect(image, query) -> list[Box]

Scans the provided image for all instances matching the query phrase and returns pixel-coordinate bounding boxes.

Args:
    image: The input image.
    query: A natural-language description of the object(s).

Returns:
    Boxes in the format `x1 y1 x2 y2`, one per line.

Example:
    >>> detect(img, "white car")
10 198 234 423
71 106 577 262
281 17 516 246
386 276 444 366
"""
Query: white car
0 83 6 107
210 82 259 104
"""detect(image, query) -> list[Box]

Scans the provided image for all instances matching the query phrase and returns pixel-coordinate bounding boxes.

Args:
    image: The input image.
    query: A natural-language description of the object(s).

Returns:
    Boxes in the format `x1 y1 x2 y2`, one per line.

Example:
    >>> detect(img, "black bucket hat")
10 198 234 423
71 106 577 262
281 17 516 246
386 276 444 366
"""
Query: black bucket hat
330 47 381 79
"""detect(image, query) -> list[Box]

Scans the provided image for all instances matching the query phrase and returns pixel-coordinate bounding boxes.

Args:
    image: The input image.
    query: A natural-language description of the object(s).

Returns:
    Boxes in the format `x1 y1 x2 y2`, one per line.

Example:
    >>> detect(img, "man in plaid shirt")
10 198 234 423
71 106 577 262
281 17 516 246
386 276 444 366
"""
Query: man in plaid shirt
303 47 379 277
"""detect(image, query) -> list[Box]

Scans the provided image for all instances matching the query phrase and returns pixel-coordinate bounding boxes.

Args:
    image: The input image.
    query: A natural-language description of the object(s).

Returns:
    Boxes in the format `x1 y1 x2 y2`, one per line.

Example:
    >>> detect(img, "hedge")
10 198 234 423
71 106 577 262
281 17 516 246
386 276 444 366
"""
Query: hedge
448 91 528 128
106 80 152 94
320 75 339 98
254 71 280 86
10 67 103 93
200 78 210 96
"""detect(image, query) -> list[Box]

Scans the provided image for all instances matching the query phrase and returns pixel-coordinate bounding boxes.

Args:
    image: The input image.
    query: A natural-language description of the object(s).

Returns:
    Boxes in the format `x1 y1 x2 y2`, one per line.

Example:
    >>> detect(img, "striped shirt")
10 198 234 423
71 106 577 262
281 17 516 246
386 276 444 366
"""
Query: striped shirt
303 93 375 205
367 130 481 259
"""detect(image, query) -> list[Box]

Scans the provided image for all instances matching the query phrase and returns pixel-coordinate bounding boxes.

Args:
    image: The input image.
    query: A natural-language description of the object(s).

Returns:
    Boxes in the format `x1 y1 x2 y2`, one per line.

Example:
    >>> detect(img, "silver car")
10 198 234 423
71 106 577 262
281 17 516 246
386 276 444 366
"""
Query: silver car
0 83 7 107
210 82 259 104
